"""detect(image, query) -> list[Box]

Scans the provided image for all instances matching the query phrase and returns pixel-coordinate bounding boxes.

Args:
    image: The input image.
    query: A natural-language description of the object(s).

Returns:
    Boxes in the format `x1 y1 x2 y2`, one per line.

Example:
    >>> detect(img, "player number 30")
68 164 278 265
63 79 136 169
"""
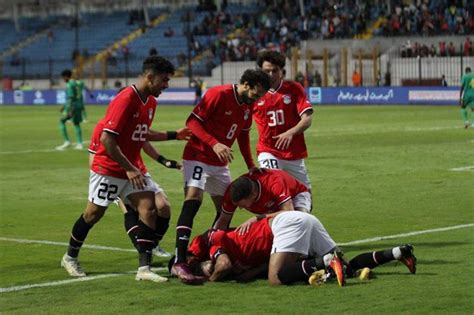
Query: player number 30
267 110 285 126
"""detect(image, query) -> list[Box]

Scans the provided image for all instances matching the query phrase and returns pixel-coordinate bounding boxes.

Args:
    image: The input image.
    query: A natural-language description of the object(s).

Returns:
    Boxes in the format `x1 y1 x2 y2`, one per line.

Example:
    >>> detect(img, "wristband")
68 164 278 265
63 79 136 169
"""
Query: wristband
157 155 179 169
166 131 177 140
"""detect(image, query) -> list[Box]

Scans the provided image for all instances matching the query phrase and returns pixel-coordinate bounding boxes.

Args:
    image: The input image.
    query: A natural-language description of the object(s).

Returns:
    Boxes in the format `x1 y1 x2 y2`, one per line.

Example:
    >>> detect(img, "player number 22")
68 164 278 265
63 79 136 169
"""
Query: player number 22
132 124 148 141
267 110 285 126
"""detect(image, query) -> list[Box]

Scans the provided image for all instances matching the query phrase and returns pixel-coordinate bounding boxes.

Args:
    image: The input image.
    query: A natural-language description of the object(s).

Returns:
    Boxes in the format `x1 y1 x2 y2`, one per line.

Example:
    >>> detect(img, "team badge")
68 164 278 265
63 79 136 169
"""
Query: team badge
257 100 265 106
283 95 291 104
148 109 153 119
244 109 250 120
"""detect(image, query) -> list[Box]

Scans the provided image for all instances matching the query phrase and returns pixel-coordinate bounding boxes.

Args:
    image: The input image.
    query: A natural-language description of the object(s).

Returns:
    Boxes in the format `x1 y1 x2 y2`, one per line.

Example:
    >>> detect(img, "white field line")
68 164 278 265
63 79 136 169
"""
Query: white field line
338 223 474 246
0 223 472 293
449 166 474 171
0 268 167 293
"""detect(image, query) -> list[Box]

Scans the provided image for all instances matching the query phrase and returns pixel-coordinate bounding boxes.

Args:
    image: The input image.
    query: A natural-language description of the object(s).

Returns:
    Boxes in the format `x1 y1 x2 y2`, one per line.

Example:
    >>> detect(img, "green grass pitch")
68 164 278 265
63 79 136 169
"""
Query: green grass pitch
0 104 473 314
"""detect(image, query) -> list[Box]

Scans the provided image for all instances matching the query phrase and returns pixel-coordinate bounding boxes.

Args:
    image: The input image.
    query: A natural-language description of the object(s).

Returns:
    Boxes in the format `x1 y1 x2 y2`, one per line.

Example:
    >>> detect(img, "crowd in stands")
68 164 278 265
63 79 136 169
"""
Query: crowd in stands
400 37 473 57
376 0 473 36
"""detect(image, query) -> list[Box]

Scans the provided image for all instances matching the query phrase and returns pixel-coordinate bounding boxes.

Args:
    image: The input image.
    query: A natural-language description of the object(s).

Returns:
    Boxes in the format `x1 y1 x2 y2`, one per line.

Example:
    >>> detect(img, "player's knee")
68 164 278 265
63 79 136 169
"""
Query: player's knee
268 274 282 286
157 204 171 218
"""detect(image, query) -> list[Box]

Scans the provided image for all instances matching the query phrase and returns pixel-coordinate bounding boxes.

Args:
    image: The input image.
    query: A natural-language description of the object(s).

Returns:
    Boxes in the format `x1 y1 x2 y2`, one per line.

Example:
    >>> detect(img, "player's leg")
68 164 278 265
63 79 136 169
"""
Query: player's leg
461 102 469 128
292 192 312 213
268 252 301 285
348 244 417 274
61 172 127 277
469 103 474 127
153 191 172 257
207 165 232 226
61 201 108 277
281 158 313 210
56 112 72 150
127 190 167 282
72 109 83 149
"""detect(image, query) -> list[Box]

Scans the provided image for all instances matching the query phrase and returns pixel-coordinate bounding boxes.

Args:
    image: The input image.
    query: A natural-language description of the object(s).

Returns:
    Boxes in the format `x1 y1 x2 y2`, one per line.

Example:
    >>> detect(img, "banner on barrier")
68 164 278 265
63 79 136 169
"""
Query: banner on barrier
0 88 196 105
307 87 460 105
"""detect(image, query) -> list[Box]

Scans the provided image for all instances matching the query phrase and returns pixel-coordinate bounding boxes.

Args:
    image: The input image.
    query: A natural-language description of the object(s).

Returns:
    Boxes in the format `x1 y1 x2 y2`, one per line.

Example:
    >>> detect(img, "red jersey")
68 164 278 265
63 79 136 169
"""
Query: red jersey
253 80 312 160
221 169 308 215
183 84 253 166
91 86 155 179
88 118 146 171
208 219 273 269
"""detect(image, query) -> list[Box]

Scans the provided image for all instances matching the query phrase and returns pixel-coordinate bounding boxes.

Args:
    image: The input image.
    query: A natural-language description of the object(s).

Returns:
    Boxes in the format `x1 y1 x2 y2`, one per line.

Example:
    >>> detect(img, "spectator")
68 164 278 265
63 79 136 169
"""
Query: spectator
384 71 391 87
164 27 175 37
352 70 362 86
149 47 158 56
447 42 456 56
314 69 322 87
441 75 448 87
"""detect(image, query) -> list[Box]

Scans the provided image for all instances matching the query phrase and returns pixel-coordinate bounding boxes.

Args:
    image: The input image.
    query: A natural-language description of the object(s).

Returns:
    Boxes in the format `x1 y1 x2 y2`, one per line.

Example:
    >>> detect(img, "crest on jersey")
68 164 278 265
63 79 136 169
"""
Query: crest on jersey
244 109 250 120
283 95 292 104
148 109 153 119
257 100 265 106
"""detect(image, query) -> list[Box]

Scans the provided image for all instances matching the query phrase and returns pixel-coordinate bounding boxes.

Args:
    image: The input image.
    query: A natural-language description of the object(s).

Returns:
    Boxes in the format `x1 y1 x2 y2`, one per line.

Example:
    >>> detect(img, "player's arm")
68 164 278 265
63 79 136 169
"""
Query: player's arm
187 116 233 163
100 131 145 189
146 127 192 141
209 252 233 282
460 78 465 106
273 110 313 150
213 211 233 230
142 141 181 169
237 129 257 171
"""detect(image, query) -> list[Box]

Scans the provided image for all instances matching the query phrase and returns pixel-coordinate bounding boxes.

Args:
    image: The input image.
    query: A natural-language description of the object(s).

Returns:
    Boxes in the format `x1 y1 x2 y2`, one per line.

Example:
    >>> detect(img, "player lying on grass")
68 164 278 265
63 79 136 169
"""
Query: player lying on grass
181 211 416 286
88 118 191 257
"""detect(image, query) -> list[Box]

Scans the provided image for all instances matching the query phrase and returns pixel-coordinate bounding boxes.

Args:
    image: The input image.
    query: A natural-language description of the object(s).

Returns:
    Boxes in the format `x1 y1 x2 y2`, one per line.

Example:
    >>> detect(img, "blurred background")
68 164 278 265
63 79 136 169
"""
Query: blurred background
0 0 472 91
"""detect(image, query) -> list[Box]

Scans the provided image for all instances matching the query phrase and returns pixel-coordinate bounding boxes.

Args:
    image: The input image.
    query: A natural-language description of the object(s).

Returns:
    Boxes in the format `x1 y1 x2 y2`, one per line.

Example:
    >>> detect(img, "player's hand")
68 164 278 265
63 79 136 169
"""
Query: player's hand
176 127 192 140
158 156 182 170
212 143 234 164
236 216 258 235
273 132 293 150
126 168 146 190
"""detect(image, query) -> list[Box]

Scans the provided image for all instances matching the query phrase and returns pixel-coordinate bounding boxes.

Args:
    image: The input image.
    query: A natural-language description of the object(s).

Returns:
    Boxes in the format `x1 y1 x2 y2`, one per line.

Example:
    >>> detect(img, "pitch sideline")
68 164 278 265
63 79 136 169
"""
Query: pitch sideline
0 222 473 293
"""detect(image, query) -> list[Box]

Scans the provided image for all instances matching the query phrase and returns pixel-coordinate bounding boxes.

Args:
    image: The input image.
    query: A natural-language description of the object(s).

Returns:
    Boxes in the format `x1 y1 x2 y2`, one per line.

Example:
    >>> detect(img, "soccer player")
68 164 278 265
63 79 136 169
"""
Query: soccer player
73 75 94 123
88 119 191 257
56 69 83 150
190 211 417 286
460 67 474 128
213 169 311 233
60 56 175 283
171 69 271 284
254 51 313 198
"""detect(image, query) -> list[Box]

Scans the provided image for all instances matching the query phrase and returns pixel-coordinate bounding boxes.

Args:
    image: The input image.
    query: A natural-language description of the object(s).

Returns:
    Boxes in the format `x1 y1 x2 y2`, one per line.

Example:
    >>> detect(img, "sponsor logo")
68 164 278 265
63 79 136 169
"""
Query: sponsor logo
96 92 115 103
33 90 45 104
309 87 321 104
283 94 292 104
244 109 250 120
56 90 66 104
337 89 394 103
408 90 459 101
13 90 24 104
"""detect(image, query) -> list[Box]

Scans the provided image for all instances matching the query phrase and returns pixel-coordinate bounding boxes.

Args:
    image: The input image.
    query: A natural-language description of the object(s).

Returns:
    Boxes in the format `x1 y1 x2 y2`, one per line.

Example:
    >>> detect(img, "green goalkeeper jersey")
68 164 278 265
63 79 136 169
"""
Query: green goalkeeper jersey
65 79 79 110
75 80 86 108
461 73 474 105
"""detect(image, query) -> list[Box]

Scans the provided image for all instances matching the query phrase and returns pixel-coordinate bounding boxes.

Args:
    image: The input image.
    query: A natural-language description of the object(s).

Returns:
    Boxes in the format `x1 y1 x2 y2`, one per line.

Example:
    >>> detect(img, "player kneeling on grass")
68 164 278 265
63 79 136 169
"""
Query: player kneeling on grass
88 119 191 258
187 211 417 286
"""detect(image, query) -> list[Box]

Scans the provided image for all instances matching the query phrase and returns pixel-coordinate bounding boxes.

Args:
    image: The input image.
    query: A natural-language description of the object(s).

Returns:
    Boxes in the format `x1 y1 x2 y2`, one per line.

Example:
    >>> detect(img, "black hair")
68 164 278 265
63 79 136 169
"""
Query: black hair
240 69 271 91
230 176 255 203
466 67 472 73
257 50 286 69
142 55 175 75
61 69 72 77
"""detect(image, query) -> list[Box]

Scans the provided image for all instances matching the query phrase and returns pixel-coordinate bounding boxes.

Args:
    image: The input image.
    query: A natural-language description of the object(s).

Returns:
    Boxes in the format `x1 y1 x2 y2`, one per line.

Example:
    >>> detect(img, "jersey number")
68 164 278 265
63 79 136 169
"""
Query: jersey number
192 166 203 180
97 183 118 201
226 123 238 139
132 124 148 141
262 159 279 169
267 110 285 127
